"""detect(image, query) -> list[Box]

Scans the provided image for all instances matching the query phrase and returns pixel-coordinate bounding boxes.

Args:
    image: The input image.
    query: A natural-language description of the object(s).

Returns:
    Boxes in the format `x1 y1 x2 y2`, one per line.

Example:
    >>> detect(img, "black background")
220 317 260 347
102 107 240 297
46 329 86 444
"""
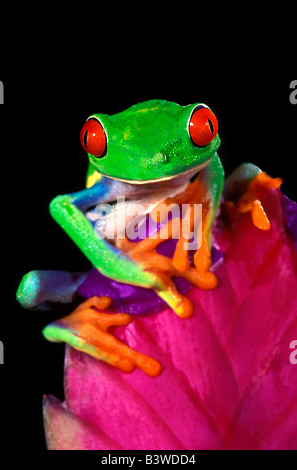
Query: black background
0 34 296 461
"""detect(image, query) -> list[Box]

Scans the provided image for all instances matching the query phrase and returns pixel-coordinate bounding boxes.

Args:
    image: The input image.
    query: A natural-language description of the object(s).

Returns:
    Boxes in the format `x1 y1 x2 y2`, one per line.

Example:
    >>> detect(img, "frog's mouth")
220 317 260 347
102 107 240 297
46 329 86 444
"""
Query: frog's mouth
103 158 212 186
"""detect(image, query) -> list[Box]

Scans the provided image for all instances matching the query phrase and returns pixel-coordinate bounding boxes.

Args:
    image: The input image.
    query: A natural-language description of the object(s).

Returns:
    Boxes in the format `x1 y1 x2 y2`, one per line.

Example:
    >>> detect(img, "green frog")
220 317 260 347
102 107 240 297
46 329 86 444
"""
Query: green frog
17 100 224 316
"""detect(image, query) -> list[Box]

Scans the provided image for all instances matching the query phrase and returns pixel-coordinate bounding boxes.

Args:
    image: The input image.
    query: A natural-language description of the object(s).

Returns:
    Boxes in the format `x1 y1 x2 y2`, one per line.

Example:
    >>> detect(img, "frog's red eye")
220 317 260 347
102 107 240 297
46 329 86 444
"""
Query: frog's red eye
189 105 218 147
80 118 107 158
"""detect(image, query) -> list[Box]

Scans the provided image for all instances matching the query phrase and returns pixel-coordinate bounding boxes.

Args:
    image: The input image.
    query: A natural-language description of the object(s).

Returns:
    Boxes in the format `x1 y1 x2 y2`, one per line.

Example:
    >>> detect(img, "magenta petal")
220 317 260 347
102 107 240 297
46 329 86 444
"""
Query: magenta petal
43 395 120 450
261 398 297 450
213 190 297 393
223 318 297 449
64 344 221 450
133 303 239 436
43 185 297 450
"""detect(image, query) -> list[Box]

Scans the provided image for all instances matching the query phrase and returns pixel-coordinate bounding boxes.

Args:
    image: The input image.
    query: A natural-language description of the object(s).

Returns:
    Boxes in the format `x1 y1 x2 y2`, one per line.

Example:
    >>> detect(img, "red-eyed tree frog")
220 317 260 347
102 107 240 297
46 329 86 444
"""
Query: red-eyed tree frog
17 100 224 316
17 99 279 374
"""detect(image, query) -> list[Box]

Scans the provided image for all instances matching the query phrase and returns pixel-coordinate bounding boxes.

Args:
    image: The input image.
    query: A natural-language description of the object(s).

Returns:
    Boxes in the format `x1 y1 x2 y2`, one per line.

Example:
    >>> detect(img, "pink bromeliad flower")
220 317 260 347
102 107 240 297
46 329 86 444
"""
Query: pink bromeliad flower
42 170 297 450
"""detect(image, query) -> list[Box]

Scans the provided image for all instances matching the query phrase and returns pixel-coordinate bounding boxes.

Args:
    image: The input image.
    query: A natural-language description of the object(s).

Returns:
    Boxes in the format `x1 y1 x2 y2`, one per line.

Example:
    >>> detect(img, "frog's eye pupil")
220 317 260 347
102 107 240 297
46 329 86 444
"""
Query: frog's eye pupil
83 129 88 148
80 118 107 158
189 105 218 148
208 118 214 135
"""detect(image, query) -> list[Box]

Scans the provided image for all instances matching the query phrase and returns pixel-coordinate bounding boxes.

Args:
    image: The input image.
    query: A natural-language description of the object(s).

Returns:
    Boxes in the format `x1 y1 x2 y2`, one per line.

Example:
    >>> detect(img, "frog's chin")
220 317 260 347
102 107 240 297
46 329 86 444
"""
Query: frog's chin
103 158 212 186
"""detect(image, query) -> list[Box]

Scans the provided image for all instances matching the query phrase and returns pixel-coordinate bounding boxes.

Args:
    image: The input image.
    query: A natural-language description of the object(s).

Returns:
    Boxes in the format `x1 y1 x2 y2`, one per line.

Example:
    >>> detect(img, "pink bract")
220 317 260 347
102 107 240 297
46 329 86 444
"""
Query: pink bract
43 188 297 450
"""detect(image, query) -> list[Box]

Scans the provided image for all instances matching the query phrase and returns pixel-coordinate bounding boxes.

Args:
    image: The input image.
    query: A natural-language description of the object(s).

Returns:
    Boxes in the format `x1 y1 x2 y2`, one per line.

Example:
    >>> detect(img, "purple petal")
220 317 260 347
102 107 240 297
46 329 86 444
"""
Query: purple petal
281 194 297 252
76 266 192 315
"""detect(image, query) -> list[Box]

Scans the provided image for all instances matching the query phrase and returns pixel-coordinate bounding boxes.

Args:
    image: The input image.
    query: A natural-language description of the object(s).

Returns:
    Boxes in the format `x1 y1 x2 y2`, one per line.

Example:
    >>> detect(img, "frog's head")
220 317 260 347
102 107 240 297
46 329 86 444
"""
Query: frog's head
80 99 220 184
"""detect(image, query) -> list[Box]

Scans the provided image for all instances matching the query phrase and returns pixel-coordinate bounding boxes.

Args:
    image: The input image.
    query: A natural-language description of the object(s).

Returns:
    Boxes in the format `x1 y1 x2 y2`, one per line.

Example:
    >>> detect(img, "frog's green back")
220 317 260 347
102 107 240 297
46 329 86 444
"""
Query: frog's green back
121 99 181 117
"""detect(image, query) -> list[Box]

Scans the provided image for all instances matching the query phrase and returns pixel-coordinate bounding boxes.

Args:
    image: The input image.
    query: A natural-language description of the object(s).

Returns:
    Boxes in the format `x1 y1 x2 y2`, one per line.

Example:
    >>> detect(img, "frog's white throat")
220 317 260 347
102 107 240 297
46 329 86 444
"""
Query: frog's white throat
103 158 211 186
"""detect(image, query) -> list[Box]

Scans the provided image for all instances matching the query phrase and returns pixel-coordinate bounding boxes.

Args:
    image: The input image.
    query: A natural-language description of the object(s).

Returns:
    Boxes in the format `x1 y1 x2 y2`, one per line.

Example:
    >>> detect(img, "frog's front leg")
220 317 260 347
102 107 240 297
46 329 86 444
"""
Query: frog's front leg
49 181 192 317
193 152 224 274
16 270 87 310
49 182 160 289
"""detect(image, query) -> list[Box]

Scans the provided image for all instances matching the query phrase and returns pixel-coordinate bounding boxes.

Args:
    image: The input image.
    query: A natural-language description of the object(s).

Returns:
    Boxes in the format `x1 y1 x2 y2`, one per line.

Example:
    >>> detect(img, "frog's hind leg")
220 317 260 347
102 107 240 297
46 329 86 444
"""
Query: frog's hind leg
42 295 162 377
16 270 87 310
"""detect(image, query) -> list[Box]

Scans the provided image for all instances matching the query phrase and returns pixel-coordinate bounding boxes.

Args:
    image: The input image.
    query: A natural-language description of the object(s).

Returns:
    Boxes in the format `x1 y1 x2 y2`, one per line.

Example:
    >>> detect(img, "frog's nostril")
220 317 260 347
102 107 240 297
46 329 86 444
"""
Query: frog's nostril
151 153 167 164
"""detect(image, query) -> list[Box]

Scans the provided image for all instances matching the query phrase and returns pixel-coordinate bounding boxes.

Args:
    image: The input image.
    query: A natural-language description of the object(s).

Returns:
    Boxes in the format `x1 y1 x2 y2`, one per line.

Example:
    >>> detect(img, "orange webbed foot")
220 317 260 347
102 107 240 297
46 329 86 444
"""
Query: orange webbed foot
43 296 162 377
